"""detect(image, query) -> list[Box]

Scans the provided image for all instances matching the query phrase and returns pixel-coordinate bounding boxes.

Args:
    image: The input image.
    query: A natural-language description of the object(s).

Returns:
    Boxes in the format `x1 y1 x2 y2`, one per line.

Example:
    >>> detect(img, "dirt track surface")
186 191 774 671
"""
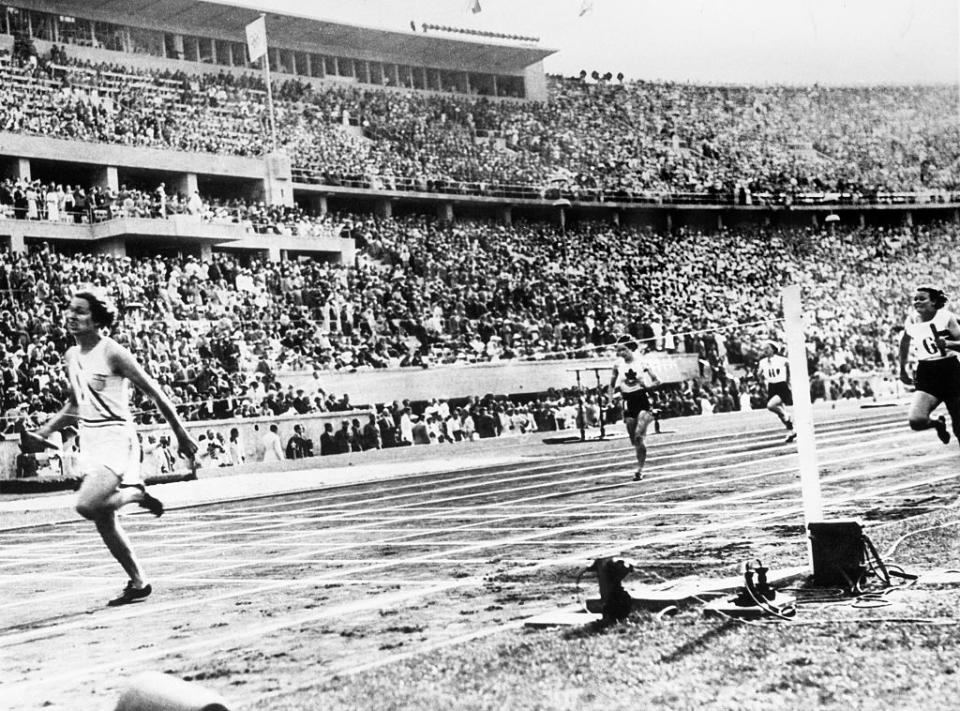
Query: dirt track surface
3 403 959 710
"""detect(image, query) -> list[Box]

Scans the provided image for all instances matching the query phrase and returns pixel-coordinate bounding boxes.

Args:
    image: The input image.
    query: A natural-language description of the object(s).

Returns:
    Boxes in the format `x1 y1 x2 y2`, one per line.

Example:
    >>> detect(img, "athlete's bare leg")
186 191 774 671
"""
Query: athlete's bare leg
908 391 950 444
631 411 655 480
766 395 791 428
76 470 149 588
945 397 960 445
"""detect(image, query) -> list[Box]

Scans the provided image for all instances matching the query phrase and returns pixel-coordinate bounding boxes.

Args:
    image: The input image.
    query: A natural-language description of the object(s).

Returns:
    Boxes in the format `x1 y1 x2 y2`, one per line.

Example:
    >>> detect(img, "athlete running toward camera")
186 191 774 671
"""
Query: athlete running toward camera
609 336 659 481
757 341 796 443
27 288 198 606
898 286 960 446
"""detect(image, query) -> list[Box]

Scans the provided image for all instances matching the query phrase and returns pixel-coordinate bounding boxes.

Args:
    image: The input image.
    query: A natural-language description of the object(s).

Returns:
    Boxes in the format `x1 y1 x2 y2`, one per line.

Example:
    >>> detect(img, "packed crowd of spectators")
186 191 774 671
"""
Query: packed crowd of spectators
0 176 341 239
0 212 952 441
0 48 956 200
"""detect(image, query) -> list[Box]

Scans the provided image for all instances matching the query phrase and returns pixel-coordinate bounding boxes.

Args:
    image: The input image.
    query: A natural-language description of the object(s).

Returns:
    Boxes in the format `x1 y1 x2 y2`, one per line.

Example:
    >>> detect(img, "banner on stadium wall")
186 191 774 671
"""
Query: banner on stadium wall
245 16 267 62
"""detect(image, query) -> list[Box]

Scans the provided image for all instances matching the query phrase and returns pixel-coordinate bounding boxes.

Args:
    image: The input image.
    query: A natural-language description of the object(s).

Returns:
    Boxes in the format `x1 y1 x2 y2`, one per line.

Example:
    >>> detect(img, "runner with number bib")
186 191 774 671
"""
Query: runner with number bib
899 286 960 447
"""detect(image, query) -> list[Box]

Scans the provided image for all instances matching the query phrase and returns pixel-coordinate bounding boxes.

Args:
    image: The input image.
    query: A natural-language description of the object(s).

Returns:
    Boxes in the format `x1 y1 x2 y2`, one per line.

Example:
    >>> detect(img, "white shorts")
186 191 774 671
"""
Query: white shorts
78 423 142 486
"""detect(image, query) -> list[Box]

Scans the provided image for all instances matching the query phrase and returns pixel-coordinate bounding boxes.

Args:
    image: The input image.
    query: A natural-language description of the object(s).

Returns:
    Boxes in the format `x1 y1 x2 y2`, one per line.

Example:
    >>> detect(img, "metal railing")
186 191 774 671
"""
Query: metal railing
291 168 960 207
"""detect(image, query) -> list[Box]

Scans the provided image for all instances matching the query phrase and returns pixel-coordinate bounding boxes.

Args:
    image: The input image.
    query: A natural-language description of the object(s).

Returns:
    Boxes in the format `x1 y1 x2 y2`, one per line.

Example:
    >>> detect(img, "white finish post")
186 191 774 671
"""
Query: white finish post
782 284 823 567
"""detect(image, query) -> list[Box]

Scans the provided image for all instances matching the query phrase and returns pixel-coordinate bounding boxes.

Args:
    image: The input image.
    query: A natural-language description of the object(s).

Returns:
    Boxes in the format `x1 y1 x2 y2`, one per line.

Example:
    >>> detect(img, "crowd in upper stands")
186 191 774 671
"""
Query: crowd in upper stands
0 44 956 201
0 39 955 457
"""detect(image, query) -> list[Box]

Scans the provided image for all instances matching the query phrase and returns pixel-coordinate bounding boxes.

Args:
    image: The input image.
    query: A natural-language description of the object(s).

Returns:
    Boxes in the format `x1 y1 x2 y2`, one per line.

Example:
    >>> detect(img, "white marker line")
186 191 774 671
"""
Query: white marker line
0 418 904 560
0 436 873 579
9 450 951 701
2 440 951 647
0 424 926 606
0 422 924 596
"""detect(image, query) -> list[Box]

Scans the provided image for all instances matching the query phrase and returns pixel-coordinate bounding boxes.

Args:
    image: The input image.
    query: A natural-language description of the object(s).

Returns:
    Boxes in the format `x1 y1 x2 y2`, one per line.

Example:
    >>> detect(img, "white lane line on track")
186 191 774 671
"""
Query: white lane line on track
0 567 501 583
0 436 928 616
0 422 932 592
0 423 906 581
0 422 940 612
0 425 795 546
0 421 855 560
7 452 955 702
2 581 468 694
2 435 954 649
150 415 904 521
0 416 904 557
235 460 960 709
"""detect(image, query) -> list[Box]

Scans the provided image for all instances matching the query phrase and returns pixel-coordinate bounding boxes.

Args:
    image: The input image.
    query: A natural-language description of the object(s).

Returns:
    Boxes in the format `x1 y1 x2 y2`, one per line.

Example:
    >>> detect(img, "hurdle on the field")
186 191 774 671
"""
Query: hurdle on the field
567 365 614 442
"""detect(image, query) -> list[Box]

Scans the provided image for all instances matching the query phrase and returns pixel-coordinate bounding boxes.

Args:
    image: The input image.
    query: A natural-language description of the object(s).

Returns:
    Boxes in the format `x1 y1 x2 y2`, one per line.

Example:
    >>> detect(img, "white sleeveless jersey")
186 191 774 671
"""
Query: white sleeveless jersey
758 354 789 384
904 309 958 362
66 337 133 426
613 356 649 393
66 337 140 481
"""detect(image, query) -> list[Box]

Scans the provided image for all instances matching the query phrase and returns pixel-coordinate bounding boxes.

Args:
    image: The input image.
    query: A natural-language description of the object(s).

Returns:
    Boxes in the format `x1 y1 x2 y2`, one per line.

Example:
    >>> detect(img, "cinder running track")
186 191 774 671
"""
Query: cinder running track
2 403 957 710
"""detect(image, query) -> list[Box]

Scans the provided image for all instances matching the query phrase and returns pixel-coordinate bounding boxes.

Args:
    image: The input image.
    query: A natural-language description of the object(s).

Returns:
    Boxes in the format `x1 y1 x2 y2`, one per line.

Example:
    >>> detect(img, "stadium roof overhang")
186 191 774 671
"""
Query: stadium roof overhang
60 0 556 72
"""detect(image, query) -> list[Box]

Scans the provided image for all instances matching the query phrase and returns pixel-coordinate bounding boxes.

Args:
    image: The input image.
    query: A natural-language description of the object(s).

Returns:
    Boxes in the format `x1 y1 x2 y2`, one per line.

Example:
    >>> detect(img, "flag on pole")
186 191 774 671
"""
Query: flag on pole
245 16 267 62
470 0 482 13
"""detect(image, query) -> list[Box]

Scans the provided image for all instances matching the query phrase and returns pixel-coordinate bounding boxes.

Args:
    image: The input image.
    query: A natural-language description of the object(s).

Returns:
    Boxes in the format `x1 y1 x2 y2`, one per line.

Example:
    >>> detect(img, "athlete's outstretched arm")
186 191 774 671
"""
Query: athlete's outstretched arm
898 332 913 385
938 314 960 352
31 399 79 443
108 342 199 461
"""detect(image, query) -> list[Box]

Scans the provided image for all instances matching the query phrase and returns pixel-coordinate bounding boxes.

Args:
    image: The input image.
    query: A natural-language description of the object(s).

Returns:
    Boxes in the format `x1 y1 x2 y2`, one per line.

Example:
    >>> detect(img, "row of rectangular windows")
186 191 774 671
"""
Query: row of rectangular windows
0 5 526 97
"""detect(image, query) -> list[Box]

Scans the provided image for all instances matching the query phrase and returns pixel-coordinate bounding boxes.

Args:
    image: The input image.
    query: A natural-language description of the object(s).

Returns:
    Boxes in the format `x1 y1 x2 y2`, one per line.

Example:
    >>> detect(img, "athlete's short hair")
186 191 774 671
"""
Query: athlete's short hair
764 340 780 354
616 335 638 352
72 286 117 328
917 286 948 309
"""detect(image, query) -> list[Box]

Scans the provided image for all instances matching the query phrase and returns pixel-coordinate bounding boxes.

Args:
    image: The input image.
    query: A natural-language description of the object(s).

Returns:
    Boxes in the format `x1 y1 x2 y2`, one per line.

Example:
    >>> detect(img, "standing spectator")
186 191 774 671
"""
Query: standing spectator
261 423 284 462
319 422 336 455
251 423 266 462
285 423 312 459
361 413 382 450
333 420 352 453
140 434 163 479
228 427 245 466
155 183 167 219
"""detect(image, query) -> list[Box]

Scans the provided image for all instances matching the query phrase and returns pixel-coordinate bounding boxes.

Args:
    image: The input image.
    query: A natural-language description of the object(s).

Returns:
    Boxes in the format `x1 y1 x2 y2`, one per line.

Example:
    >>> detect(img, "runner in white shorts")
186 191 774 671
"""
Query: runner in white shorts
28 287 198 606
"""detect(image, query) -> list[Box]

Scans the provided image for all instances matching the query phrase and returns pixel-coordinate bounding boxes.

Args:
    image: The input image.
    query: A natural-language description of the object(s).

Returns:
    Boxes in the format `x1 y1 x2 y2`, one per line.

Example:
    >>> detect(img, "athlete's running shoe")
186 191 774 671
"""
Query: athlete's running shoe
633 471 644 481
784 432 797 444
136 486 165 517
107 581 152 607
934 416 951 445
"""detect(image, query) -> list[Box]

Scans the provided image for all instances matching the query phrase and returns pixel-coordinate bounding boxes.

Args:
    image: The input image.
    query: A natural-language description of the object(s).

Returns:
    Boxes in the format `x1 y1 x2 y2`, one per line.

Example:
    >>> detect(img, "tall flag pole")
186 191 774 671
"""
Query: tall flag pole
246 14 277 151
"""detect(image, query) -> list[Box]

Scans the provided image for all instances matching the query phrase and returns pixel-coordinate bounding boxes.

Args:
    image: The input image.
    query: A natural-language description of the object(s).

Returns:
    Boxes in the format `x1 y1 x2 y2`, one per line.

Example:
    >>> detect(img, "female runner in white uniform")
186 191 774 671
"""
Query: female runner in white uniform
898 286 960 446
28 288 198 606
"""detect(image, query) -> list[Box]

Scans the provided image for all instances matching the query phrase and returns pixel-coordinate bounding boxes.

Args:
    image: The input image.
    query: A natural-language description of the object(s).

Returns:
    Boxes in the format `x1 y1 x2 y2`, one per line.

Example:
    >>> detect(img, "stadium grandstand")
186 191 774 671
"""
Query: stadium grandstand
5 2 960 709
0 0 957 474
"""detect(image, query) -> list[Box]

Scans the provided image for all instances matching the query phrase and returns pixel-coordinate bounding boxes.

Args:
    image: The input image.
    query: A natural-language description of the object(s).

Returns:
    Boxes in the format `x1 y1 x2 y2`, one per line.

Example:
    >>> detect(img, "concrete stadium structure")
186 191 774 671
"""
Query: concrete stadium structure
0 0 957 262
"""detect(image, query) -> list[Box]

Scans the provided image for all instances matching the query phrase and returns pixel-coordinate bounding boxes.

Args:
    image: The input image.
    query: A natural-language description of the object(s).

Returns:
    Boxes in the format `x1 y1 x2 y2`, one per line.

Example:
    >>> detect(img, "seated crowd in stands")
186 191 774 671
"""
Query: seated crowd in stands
0 47 956 201
0 212 950 442
0 177 340 239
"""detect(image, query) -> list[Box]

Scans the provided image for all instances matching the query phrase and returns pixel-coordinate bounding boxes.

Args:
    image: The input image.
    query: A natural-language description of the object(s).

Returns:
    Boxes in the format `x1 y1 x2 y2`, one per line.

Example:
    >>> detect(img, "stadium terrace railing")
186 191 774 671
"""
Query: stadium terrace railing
291 168 960 207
